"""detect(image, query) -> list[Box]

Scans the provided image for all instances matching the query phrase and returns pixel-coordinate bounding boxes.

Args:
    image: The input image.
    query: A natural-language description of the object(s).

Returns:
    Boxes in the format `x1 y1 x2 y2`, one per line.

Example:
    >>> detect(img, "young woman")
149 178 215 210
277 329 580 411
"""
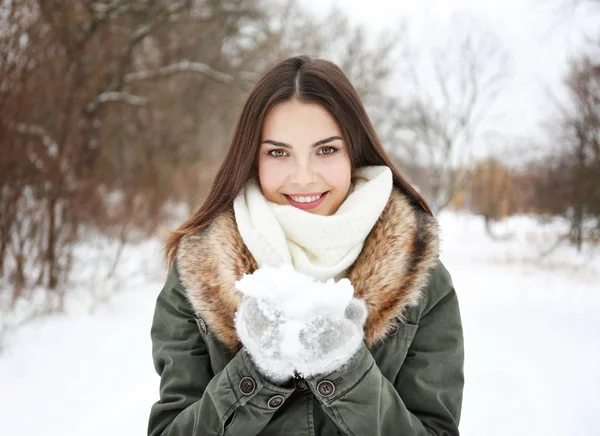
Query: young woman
148 55 464 436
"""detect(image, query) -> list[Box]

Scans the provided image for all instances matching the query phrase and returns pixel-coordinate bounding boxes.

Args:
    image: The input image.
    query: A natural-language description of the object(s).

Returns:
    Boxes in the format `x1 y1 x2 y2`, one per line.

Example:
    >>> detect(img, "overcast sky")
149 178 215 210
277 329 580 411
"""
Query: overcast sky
298 0 600 161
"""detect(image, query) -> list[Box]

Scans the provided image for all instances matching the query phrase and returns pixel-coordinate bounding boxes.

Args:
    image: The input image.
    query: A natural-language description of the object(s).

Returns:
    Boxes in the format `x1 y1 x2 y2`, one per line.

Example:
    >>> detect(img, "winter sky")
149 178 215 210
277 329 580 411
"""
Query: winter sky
299 0 600 160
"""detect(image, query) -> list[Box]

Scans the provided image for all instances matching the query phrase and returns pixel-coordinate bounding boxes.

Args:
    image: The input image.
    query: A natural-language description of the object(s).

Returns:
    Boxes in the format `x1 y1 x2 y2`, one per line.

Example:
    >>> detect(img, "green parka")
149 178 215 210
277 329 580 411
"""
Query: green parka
148 189 464 436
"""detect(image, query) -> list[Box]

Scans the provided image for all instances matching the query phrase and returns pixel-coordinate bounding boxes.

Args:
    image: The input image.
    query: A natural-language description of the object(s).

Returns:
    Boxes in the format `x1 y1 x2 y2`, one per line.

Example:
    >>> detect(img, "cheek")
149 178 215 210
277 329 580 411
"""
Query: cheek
258 157 285 201
323 158 352 192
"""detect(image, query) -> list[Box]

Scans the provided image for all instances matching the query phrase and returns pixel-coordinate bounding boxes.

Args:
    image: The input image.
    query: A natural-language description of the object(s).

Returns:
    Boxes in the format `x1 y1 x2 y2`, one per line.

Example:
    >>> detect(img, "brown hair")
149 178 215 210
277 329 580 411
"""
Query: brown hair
164 55 432 269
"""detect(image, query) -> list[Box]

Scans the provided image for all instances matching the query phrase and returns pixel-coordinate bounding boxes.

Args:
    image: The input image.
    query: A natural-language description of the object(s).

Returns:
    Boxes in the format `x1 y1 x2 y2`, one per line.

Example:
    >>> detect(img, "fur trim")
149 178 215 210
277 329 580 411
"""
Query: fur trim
177 189 439 353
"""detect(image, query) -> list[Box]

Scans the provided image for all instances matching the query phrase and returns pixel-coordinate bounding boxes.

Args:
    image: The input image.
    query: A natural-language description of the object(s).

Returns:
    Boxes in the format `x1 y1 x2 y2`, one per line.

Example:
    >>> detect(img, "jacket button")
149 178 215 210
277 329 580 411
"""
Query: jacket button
239 377 256 395
267 395 285 409
196 318 207 334
386 323 399 336
295 378 308 392
317 380 335 397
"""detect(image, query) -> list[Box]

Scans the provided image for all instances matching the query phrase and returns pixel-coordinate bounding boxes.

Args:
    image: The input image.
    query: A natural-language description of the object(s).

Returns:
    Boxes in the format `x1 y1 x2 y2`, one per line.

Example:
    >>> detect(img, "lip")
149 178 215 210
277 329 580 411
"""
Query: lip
284 191 329 210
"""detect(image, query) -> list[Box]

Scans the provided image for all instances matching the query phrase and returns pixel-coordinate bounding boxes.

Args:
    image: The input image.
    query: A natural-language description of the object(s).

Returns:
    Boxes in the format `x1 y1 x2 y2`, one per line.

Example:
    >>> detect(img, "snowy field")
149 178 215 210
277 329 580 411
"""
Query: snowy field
0 212 599 436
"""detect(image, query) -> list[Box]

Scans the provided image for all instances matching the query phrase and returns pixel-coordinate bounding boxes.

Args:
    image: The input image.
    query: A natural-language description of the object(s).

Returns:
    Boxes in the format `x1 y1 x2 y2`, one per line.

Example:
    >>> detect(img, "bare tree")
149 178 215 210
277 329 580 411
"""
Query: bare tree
0 0 266 316
379 17 509 212
528 45 600 251
555 55 600 249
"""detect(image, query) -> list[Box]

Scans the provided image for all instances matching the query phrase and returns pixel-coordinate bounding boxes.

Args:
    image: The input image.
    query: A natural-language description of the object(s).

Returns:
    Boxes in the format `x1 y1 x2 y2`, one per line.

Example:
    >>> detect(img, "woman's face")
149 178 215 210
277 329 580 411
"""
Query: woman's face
258 100 352 216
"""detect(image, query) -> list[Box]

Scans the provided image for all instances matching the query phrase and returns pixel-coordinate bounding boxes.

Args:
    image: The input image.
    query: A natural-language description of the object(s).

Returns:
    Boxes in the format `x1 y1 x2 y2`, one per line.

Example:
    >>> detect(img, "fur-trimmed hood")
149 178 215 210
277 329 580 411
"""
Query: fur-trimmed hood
176 188 439 354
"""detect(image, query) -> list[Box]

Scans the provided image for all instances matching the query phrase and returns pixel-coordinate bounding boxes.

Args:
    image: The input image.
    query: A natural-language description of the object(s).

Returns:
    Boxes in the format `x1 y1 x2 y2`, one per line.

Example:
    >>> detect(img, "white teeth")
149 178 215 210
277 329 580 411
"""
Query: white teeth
290 194 322 203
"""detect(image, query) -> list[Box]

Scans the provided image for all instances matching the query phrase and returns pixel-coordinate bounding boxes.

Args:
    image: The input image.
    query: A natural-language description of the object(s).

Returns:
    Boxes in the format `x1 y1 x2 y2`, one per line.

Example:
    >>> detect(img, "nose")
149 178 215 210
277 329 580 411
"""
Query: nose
290 161 316 186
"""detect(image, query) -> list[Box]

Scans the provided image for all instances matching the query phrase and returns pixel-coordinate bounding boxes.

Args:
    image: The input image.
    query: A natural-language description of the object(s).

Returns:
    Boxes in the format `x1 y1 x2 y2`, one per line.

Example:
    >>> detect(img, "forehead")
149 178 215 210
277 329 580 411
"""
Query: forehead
261 100 342 143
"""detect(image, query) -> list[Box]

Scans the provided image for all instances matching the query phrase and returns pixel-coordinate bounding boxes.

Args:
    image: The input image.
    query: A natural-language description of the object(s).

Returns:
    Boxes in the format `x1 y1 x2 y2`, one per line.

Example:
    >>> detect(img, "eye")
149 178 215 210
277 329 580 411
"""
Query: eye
267 149 288 158
317 146 338 156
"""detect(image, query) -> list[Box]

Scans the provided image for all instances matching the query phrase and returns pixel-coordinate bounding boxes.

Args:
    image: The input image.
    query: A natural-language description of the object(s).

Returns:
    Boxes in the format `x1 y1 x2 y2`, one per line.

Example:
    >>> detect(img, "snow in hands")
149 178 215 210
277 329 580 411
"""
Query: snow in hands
234 264 354 318
234 264 366 378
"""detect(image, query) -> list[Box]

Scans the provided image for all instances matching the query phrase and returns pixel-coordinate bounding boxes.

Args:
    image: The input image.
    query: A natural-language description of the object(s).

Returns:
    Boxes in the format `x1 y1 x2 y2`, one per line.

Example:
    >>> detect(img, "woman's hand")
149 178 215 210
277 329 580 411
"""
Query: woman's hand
295 297 368 379
235 295 296 384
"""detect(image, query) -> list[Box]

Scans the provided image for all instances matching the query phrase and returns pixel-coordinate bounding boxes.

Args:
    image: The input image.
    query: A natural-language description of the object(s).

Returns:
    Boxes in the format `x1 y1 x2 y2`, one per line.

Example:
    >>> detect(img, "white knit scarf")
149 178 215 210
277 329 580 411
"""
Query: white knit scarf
232 166 393 282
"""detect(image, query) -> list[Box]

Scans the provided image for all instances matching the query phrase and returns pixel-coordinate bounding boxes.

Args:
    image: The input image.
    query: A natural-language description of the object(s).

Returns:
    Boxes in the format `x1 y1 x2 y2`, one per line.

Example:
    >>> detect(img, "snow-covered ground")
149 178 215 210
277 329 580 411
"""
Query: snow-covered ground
0 212 598 436
440 214 600 436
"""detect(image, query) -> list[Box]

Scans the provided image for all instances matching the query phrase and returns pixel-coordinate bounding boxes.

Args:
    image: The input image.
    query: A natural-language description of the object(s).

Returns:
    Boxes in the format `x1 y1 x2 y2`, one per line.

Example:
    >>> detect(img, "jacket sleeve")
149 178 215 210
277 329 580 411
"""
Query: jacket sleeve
305 261 464 436
147 263 295 436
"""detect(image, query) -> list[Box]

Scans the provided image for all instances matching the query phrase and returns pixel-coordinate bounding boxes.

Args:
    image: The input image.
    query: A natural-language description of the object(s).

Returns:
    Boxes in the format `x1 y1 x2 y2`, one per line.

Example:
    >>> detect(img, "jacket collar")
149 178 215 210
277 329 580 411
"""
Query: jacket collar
176 188 439 353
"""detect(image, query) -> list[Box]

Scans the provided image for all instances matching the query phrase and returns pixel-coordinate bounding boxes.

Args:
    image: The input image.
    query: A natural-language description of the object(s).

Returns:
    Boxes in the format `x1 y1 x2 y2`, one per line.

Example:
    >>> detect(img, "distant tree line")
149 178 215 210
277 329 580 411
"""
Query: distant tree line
451 51 600 249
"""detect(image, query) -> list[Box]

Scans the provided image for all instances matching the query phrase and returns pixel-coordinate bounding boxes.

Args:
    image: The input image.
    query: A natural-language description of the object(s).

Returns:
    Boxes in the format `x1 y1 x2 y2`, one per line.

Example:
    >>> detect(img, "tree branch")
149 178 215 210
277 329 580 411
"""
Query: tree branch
86 91 148 112
111 0 190 91
123 60 236 84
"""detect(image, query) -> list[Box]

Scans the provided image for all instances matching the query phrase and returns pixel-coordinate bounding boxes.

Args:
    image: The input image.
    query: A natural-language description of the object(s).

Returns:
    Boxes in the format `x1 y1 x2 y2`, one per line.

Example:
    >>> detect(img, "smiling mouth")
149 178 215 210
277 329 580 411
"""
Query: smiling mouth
284 191 329 210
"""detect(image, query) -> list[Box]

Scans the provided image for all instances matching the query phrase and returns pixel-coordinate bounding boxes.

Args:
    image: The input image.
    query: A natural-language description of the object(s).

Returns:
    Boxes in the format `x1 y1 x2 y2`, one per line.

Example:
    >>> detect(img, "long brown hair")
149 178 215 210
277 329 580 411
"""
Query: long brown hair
165 55 432 269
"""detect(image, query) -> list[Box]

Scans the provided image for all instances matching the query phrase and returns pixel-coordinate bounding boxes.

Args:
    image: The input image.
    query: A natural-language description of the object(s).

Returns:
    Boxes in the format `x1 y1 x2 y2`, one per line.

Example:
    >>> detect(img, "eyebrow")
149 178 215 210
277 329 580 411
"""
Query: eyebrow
260 136 343 149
